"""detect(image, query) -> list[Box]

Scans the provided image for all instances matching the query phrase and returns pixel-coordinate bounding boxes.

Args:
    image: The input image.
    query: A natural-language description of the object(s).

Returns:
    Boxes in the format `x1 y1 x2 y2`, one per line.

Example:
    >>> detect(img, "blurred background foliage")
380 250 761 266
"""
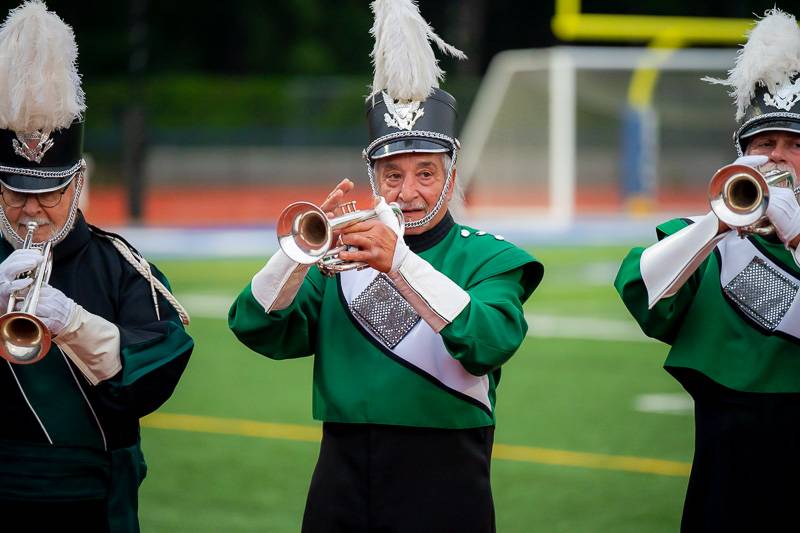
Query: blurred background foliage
0 0 786 184
0 0 779 131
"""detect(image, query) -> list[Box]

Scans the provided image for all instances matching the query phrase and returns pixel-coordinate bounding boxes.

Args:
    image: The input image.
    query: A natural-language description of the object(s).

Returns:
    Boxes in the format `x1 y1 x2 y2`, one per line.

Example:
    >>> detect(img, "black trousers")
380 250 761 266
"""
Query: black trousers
0 498 109 532
673 369 800 533
302 422 496 533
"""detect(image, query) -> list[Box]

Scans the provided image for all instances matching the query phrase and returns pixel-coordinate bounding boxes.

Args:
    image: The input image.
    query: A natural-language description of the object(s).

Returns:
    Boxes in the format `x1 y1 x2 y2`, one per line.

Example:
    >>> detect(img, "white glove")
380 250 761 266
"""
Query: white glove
731 154 769 169
374 197 409 272
0 249 42 303
766 186 800 246
31 285 78 336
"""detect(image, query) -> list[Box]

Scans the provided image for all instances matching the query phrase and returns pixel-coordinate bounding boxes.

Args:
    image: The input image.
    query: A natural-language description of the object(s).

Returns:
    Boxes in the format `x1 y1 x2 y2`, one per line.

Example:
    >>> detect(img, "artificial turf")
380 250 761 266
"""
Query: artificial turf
138 248 691 532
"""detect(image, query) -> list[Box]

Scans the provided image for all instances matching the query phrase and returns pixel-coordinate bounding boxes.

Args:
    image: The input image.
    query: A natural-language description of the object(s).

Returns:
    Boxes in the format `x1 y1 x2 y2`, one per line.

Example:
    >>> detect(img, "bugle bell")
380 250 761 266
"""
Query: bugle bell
277 200 404 276
0 222 53 364
708 164 795 237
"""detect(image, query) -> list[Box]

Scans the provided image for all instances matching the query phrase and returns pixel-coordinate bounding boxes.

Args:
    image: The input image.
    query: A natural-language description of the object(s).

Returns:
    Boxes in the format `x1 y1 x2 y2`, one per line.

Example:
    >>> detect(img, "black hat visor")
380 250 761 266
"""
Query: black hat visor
740 119 800 141
0 168 76 194
369 137 452 160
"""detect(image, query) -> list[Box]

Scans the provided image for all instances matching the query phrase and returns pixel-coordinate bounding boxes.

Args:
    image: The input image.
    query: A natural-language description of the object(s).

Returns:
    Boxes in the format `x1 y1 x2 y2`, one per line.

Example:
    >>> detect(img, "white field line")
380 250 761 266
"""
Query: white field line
524 313 654 343
178 294 232 320
179 293 655 343
634 393 693 415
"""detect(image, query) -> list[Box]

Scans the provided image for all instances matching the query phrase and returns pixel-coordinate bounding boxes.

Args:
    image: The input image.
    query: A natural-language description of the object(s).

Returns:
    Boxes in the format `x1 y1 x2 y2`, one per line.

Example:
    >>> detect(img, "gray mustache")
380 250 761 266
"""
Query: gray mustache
758 162 795 176
396 202 428 211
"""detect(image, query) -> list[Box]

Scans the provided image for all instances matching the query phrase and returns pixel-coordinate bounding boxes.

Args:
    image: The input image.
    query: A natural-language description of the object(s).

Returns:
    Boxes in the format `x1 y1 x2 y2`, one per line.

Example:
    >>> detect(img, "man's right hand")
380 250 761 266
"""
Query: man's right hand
318 178 356 247
0 249 43 302
715 154 770 234
766 186 800 248
319 178 355 218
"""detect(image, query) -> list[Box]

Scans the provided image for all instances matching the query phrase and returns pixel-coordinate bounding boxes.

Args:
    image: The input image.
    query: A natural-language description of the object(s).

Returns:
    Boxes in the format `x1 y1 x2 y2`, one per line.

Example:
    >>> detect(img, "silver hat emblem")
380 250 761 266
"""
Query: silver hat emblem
382 91 424 131
12 130 54 163
763 78 800 111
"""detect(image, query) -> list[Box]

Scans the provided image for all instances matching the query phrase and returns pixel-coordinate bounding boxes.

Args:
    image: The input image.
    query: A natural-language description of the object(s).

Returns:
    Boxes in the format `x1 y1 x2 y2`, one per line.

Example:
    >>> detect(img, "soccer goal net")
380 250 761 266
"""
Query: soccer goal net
459 46 739 227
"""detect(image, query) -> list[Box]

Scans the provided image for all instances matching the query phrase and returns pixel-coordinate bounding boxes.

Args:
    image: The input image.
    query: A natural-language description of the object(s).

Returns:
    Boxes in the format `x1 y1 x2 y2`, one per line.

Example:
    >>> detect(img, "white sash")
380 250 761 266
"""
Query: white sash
717 234 800 339
340 269 492 411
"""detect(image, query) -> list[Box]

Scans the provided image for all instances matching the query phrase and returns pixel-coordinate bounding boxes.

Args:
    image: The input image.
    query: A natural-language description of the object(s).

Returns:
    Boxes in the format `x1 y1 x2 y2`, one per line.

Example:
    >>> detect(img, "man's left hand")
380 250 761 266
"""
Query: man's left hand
766 186 800 248
338 197 408 273
29 285 77 336
338 218 398 273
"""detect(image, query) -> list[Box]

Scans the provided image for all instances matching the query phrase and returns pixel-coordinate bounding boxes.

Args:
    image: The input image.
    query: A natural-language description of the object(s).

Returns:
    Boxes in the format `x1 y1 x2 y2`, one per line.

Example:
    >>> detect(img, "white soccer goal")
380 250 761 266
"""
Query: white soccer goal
459 46 739 228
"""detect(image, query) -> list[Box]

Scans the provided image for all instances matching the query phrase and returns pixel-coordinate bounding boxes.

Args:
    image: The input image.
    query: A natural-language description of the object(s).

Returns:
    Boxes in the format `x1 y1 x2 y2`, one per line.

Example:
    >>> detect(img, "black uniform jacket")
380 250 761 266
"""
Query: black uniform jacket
0 212 193 530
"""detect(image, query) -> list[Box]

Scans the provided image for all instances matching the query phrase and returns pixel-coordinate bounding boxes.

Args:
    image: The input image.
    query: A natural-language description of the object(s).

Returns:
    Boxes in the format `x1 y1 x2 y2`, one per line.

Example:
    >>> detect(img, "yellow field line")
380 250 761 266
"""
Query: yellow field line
493 444 689 477
143 412 322 442
142 412 690 478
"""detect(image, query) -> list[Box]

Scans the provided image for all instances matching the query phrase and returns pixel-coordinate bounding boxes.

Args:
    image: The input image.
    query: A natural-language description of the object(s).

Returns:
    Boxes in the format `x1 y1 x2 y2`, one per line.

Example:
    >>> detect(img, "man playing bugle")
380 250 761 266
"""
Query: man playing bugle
229 1 543 531
615 9 800 532
0 3 193 531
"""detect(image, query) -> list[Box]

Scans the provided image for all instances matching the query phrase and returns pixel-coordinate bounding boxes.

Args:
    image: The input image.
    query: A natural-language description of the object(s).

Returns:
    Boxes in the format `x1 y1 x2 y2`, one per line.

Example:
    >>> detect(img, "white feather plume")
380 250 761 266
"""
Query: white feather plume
369 0 466 101
0 0 85 133
704 8 800 121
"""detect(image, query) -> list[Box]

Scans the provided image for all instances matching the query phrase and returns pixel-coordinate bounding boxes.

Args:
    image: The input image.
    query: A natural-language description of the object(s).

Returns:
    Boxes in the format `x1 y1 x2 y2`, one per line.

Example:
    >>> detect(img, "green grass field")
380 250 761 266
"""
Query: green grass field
138 246 693 532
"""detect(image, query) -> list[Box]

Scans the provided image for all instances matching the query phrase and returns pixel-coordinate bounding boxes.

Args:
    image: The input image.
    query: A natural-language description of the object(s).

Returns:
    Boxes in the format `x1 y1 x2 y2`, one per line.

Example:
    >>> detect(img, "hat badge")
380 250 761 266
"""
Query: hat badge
382 92 424 131
12 130 54 163
763 77 800 111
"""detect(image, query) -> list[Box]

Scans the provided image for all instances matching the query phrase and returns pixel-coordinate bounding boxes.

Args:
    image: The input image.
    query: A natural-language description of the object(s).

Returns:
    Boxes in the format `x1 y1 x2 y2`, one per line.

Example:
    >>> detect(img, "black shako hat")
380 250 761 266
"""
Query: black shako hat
735 74 800 154
0 119 84 192
0 1 86 194
365 88 458 161
704 9 800 155
363 0 465 166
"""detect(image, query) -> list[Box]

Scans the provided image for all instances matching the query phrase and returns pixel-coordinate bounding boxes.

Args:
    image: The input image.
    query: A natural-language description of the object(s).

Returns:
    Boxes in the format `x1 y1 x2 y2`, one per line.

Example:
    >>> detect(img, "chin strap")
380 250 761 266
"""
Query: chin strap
0 164 85 249
363 132 459 229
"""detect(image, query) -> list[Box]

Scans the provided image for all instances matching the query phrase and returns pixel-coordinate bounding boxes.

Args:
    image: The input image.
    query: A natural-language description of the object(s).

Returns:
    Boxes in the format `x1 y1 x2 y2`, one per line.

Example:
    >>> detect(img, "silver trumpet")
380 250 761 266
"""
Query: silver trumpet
0 221 53 364
277 200 404 276
709 163 795 237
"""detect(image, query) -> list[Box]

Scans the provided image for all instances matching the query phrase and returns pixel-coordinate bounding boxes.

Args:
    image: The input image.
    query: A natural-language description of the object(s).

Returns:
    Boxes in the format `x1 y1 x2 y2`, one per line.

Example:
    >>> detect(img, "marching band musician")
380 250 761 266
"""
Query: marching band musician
615 9 800 531
0 3 193 531
229 1 543 531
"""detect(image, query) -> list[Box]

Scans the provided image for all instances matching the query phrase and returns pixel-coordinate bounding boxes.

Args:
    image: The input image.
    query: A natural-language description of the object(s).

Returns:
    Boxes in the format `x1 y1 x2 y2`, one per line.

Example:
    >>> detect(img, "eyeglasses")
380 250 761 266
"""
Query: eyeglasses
0 186 69 208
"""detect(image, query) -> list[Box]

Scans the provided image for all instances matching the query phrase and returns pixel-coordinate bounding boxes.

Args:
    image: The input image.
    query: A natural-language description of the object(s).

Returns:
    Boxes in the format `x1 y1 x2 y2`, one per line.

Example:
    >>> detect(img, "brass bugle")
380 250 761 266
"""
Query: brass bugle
277 200 404 276
0 221 53 364
708 164 794 237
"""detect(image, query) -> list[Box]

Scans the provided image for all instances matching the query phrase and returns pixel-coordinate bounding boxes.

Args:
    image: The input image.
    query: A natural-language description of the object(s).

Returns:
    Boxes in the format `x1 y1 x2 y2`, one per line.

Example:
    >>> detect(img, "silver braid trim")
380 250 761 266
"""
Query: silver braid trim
103 235 191 326
0 160 84 179
363 130 458 161
363 131 459 229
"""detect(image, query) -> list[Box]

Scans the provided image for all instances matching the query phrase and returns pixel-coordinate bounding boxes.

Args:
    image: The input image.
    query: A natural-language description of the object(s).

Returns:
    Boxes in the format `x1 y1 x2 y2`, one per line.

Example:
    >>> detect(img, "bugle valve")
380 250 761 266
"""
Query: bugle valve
0 221 53 364
277 200 404 276
708 164 795 237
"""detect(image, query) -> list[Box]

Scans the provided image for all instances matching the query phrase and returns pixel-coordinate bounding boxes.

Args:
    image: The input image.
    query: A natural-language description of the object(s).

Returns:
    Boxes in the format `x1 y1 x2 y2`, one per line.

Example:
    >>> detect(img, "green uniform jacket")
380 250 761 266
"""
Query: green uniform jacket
230 218 543 428
615 217 800 392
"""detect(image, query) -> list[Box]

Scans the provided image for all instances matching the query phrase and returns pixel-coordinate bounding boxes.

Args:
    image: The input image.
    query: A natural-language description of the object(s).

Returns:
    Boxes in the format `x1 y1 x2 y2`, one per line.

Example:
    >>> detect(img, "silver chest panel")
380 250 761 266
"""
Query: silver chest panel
723 256 799 331
349 274 421 348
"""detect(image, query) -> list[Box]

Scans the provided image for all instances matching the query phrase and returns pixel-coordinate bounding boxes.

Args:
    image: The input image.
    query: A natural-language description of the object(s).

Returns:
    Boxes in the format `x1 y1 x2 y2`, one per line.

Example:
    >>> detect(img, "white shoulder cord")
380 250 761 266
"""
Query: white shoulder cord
103 235 190 326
